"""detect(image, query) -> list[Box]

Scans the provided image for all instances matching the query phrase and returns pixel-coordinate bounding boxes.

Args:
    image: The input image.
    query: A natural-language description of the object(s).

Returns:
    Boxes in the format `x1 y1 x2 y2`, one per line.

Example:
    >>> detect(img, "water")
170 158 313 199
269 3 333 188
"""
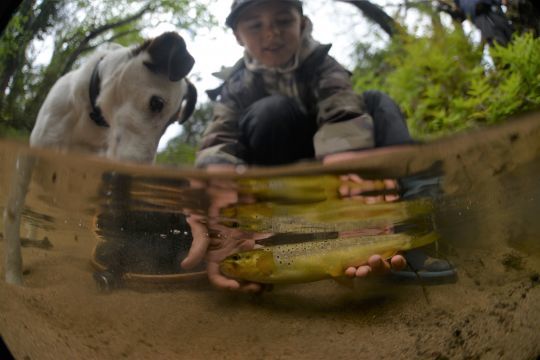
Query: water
1 112 540 359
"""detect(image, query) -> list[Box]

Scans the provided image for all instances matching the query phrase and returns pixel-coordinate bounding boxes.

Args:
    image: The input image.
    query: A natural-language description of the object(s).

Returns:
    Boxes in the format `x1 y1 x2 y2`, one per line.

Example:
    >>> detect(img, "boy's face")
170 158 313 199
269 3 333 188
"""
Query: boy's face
234 2 304 68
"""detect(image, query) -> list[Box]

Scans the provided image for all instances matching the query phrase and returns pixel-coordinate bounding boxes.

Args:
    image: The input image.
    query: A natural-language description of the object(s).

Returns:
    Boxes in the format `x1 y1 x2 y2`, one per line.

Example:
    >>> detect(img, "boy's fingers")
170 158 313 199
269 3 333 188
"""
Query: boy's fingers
207 262 240 290
207 262 262 293
238 282 264 293
355 265 371 277
182 216 210 270
390 254 407 271
383 179 398 190
344 253 408 279
383 179 400 202
345 267 358 277
368 254 391 274
181 241 208 270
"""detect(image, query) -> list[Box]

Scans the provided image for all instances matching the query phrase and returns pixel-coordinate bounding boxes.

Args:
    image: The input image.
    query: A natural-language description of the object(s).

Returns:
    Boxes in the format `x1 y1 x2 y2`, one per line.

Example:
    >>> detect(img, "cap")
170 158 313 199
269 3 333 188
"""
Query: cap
225 0 303 28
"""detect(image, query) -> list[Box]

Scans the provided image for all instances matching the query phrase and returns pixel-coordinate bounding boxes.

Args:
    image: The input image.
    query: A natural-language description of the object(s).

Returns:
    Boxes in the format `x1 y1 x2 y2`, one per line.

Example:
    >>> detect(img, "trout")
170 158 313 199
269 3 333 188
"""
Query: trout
220 232 437 284
221 198 433 233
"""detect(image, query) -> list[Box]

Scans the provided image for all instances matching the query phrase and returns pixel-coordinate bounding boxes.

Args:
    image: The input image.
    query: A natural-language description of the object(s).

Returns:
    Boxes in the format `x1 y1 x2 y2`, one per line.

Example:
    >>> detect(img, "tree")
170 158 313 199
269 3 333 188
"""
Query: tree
336 0 399 37
352 28 540 139
0 0 67 135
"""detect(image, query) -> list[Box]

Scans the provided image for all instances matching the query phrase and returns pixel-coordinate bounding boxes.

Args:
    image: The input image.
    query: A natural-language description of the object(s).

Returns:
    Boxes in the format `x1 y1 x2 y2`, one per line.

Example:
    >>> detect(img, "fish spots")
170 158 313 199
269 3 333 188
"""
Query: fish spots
274 254 294 266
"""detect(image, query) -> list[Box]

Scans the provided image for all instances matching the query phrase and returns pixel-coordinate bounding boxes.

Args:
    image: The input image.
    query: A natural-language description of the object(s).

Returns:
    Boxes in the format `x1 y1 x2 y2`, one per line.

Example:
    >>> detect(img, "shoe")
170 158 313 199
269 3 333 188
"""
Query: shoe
391 247 457 283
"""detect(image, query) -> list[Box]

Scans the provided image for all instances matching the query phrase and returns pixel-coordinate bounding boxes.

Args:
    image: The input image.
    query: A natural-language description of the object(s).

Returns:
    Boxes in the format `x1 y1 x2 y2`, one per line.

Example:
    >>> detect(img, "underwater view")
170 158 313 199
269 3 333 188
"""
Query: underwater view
2 0 540 358
1 111 539 359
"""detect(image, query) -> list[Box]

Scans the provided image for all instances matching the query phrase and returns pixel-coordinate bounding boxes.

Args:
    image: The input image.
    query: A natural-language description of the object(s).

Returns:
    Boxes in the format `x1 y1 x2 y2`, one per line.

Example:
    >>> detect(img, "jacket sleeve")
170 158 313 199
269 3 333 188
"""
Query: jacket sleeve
312 56 375 158
195 91 247 168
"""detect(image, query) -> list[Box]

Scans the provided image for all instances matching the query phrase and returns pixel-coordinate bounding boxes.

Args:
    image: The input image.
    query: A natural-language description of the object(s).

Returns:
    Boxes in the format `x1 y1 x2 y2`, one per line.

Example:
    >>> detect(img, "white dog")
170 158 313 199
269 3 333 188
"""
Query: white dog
30 31 197 163
4 32 198 285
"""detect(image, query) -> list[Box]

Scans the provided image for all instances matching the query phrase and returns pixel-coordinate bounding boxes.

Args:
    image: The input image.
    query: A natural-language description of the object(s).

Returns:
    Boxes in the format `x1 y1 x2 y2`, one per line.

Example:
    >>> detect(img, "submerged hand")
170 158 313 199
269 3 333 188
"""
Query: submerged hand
207 261 263 293
338 174 399 203
344 254 406 278
182 214 263 292
182 164 265 293
323 151 400 203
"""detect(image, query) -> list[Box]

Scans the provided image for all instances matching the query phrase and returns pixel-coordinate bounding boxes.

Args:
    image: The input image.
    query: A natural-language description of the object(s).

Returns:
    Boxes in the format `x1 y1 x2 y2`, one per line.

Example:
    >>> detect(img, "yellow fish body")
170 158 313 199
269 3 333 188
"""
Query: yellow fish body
220 232 437 284
222 198 433 233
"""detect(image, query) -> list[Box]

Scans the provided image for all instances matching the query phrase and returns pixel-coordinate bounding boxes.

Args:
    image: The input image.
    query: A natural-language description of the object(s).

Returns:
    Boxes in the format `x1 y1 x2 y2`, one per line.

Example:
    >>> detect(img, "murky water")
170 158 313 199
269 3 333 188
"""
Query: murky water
1 112 540 359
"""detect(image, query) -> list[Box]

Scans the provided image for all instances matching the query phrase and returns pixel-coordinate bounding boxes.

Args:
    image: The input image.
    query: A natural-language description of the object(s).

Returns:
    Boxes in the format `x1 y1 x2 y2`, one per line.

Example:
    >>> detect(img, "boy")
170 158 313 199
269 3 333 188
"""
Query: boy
197 0 411 167
184 0 454 292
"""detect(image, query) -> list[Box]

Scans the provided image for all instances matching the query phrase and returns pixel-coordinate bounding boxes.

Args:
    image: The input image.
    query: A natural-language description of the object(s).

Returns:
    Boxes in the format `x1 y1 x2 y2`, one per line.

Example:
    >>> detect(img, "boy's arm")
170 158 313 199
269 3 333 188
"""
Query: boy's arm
312 57 376 158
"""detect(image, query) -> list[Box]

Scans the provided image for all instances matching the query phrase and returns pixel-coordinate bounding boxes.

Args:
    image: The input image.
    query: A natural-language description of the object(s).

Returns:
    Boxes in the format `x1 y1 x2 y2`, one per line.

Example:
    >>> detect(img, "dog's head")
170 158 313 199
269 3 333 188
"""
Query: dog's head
97 32 197 163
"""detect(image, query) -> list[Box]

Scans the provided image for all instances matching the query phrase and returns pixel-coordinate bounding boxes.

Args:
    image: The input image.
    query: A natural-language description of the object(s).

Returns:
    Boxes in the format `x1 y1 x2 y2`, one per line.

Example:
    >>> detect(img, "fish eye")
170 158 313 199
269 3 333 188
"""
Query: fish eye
149 96 165 113
231 254 241 261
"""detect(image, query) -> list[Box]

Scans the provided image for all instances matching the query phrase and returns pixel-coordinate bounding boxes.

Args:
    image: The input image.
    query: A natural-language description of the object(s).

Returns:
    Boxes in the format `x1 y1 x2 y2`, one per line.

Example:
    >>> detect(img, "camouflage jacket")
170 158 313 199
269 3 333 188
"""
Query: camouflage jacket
196 22 374 167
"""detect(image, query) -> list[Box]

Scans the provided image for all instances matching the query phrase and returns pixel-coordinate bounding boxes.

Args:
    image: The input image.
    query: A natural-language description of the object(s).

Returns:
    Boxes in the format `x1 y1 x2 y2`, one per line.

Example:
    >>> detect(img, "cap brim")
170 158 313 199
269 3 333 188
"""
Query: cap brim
226 0 303 28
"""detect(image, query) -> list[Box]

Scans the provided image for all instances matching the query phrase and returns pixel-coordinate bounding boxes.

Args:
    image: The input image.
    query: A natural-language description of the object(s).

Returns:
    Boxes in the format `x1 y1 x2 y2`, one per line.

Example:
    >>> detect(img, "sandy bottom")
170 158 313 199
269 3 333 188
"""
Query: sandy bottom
1 233 539 360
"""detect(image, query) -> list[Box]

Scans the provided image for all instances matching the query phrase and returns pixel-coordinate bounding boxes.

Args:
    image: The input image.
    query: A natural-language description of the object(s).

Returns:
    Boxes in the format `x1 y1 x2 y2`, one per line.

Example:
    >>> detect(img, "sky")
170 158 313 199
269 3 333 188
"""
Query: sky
150 0 396 150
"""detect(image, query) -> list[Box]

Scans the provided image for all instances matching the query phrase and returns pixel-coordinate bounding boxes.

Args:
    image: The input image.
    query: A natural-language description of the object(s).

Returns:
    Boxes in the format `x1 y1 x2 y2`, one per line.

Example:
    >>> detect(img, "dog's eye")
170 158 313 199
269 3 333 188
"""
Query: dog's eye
149 96 165 113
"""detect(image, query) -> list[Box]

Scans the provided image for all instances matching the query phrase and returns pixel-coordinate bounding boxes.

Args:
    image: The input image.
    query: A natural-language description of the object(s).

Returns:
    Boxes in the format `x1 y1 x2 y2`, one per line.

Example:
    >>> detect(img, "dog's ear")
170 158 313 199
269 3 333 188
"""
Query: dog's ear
143 32 195 81
178 80 198 124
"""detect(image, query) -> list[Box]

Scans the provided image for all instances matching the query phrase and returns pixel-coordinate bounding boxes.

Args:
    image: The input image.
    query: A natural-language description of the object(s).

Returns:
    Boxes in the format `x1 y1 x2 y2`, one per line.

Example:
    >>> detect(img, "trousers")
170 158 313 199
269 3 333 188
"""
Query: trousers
238 90 413 166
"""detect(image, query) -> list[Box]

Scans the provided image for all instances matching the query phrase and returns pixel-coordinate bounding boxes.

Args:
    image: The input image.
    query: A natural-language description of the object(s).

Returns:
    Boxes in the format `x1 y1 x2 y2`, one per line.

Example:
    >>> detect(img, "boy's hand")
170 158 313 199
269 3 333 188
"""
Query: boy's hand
181 164 238 270
323 151 400 203
183 212 263 293
323 150 407 277
182 164 264 292
184 156 408 290
344 254 406 278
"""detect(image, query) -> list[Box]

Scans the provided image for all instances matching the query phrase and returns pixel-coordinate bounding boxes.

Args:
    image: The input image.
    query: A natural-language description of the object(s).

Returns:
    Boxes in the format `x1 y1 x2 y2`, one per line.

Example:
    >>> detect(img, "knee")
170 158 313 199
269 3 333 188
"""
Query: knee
363 90 404 120
362 90 412 146
363 90 388 115
254 94 295 110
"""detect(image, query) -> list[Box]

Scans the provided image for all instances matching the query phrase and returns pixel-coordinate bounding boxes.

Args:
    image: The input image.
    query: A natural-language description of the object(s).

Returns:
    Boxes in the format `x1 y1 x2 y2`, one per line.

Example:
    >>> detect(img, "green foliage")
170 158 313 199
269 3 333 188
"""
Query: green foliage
156 140 196 166
156 102 213 166
352 28 540 139
489 34 540 115
0 124 30 140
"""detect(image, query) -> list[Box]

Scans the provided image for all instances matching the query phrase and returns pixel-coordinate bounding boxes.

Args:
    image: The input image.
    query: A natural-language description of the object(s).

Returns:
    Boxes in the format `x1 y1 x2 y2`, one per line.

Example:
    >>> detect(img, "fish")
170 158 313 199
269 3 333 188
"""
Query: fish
219 231 438 284
237 175 398 203
221 198 433 233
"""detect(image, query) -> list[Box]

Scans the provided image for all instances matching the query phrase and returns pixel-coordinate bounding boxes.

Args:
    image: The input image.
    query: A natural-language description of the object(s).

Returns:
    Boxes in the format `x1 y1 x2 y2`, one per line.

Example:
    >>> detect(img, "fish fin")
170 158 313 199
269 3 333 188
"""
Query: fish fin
380 250 398 260
409 232 438 250
328 264 345 278
333 276 354 288
256 252 276 276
